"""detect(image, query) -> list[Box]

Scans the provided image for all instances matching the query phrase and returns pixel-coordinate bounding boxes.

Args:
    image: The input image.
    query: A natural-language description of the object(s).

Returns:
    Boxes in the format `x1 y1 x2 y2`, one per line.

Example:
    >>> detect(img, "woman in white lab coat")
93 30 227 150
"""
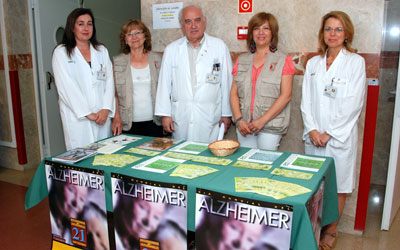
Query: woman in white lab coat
301 11 366 250
52 8 115 150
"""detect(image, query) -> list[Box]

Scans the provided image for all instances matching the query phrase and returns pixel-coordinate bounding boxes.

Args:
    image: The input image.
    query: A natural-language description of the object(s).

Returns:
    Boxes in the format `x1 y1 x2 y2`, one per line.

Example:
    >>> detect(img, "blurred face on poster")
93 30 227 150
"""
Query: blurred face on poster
86 216 109 250
131 199 166 239
218 219 263 250
62 183 88 218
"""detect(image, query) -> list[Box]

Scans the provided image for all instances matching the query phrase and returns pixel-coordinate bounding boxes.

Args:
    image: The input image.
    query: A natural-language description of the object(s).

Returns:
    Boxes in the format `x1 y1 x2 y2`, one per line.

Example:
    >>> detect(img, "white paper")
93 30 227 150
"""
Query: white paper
152 2 183 29
238 149 283 164
217 123 225 140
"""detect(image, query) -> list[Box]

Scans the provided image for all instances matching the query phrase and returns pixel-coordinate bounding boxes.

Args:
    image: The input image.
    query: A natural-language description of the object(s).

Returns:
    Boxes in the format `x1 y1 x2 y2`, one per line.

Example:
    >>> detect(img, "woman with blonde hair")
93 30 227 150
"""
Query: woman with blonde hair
301 11 366 250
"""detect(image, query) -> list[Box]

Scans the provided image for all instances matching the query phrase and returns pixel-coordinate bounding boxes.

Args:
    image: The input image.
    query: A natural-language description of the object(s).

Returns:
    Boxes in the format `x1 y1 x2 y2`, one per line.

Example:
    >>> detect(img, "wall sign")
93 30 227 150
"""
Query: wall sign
239 0 253 13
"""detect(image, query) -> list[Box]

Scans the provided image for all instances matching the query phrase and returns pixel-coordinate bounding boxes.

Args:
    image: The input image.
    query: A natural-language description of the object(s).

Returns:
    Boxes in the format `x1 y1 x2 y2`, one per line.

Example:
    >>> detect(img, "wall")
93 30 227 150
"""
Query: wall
141 0 384 235
0 0 41 170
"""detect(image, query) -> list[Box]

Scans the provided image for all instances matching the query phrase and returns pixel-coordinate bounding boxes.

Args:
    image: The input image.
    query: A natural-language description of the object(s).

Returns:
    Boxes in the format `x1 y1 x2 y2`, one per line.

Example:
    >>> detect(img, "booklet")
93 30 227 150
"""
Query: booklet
169 141 208 154
280 154 326 172
238 149 283 164
100 134 142 145
52 148 97 164
138 137 181 151
82 142 124 154
132 156 185 173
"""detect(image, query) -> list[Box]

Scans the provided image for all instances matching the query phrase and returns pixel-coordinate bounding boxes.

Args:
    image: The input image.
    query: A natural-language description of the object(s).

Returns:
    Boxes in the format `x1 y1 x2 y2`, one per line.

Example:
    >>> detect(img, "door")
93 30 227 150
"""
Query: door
382 55 400 230
32 0 80 157
32 0 140 157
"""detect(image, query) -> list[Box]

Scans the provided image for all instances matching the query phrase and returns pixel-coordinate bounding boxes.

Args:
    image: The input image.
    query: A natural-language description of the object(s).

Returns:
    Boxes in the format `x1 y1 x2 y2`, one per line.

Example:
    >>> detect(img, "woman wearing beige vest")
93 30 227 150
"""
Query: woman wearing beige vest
112 19 163 137
230 12 295 150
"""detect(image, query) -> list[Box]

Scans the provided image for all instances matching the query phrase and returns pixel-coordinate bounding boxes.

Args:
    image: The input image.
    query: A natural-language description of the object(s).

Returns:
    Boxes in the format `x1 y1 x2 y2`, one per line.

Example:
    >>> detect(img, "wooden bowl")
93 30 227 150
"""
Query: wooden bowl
208 139 240 157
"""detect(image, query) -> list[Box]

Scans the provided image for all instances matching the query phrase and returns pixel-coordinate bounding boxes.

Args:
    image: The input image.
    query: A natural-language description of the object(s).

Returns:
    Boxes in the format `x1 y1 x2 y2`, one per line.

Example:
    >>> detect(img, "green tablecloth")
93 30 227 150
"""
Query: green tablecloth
25 136 338 250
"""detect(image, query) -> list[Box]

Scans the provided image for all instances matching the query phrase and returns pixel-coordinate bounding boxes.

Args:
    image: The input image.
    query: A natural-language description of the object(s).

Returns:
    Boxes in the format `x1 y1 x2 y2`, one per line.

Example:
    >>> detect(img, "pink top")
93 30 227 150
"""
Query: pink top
232 55 296 120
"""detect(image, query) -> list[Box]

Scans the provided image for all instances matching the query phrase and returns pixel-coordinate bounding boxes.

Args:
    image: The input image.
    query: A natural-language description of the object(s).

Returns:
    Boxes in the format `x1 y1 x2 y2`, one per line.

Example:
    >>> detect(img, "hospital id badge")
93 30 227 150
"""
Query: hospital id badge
206 72 220 84
97 70 106 81
324 85 337 98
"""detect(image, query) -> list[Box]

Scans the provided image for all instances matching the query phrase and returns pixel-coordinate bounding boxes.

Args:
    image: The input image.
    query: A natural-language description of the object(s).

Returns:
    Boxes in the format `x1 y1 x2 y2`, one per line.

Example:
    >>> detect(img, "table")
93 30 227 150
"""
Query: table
25 136 338 250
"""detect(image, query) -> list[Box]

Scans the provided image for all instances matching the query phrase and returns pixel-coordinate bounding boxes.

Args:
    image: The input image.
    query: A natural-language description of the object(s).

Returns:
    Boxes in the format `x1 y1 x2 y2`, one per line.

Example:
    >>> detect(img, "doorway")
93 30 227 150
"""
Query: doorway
30 0 141 157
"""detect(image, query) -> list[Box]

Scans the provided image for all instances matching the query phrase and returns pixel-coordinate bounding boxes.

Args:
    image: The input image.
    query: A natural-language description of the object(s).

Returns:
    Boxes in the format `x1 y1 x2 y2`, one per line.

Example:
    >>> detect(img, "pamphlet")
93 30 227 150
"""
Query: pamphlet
271 168 314 180
132 156 185 173
170 164 218 179
92 154 142 168
125 147 161 156
280 154 326 172
238 149 283 164
232 160 272 171
82 142 124 154
100 134 142 145
52 148 97 164
235 177 312 199
138 137 181 151
169 141 208 154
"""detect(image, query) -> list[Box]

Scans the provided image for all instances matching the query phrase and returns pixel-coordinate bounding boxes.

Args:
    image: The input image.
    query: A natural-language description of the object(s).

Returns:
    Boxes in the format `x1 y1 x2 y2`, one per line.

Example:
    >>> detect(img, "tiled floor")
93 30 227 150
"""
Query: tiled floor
0 167 399 250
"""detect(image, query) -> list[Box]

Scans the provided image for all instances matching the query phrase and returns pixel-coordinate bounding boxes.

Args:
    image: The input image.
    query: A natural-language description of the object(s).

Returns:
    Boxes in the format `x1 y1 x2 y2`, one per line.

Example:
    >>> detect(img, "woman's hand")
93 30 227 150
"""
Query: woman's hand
95 109 109 125
112 115 123 136
86 113 98 121
249 118 266 135
320 132 332 147
309 129 324 147
238 120 252 137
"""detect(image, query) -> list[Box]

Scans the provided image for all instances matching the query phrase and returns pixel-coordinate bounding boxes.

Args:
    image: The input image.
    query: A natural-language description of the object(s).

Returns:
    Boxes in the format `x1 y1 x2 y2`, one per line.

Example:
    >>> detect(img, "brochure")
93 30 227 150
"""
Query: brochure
232 160 272 171
169 141 208 154
100 134 142 145
125 147 161 156
92 154 142 168
238 149 283 164
280 154 326 172
132 156 185 173
82 142 124 154
52 148 97 164
271 168 314 180
138 137 181 151
170 164 218 179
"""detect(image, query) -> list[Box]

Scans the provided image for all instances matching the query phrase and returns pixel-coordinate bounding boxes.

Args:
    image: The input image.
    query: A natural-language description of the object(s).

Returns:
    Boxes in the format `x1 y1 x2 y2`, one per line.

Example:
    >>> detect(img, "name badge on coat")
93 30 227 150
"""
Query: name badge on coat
97 64 107 81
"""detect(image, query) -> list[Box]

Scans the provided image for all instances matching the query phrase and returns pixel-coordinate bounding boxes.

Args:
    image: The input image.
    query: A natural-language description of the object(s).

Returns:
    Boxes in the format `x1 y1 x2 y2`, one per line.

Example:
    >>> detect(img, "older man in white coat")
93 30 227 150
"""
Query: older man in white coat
155 5 232 143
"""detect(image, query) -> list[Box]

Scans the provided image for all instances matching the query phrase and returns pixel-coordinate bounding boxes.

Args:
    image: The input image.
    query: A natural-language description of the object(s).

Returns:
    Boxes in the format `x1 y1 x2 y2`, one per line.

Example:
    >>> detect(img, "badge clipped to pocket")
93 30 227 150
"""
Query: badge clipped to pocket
96 64 107 81
206 61 221 84
324 85 337 98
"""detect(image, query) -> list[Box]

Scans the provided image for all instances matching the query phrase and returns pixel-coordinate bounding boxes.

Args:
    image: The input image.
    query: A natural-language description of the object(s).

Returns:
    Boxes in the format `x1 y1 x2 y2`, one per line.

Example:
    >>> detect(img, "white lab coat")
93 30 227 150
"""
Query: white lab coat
155 33 232 143
52 44 115 150
301 48 366 193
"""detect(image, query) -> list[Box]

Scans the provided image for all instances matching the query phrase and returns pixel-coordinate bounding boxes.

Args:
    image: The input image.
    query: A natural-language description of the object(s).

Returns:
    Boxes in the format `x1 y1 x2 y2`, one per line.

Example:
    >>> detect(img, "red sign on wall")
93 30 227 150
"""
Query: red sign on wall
238 0 253 13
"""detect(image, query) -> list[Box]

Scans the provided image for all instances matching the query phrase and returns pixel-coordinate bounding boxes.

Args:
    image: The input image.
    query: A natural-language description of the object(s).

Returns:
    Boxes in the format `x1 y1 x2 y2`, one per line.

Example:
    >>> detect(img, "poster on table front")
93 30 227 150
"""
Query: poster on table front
195 189 293 250
45 161 109 250
111 174 187 250
307 178 325 246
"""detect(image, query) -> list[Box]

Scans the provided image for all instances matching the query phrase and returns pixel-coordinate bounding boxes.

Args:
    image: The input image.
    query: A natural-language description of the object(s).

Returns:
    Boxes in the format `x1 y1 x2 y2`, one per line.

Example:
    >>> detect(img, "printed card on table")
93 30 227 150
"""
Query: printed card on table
195 188 292 250
169 141 209 154
238 149 283 164
138 137 181 151
112 174 187 250
132 156 185 173
45 161 109 249
280 154 326 172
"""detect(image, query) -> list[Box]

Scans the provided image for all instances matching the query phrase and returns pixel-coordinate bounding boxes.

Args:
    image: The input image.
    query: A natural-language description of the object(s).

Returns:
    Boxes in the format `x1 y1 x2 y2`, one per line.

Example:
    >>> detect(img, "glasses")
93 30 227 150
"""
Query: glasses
324 27 344 33
126 31 144 37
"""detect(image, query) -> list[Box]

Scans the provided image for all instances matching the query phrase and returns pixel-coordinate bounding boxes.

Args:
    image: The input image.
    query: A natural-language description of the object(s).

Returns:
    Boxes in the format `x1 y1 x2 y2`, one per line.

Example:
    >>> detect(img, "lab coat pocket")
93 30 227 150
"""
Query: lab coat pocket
332 78 348 99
